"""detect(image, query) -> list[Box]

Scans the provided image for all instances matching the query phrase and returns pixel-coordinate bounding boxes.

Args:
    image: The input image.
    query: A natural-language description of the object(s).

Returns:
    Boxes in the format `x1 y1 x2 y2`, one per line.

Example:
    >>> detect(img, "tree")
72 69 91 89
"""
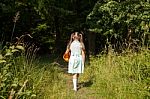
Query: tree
0 0 98 55
87 0 150 52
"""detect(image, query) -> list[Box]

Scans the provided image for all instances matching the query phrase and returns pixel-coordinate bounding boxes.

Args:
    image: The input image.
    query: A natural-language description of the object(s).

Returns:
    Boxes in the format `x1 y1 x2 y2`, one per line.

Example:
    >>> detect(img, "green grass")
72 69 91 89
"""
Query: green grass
1 49 150 99
34 49 150 99
82 49 150 99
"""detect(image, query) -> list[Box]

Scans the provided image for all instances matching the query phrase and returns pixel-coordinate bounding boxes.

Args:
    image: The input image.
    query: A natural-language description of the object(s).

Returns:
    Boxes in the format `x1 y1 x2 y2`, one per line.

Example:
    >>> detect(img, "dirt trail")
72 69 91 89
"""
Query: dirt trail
60 64 98 99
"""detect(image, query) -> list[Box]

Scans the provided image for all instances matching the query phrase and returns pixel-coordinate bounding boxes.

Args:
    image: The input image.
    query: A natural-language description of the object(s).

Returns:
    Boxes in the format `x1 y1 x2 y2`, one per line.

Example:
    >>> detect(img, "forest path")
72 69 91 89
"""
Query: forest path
59 62 98 99
42 54 98 99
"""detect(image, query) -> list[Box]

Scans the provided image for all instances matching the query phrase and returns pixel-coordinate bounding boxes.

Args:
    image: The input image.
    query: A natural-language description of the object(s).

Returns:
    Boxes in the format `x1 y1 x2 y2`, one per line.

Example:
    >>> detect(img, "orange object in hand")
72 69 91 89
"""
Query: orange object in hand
63 52 70 62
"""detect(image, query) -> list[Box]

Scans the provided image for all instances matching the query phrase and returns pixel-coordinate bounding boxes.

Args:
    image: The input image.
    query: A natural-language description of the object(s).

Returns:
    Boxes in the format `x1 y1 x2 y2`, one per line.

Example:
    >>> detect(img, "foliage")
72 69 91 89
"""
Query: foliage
87 0 150 50
0 43 68 98
1 38 150 99
0 44 36 98
0 0 98 53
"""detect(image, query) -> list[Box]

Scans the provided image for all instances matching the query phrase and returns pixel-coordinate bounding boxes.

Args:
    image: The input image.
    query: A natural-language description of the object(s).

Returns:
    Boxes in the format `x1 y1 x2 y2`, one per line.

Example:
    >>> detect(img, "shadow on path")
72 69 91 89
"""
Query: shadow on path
77 80 93 91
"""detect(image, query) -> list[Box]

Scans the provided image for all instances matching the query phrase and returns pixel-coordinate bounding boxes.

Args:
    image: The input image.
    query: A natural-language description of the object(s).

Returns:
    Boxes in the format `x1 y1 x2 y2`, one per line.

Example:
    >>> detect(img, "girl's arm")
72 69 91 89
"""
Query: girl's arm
81 43 85 63
82 49 85 63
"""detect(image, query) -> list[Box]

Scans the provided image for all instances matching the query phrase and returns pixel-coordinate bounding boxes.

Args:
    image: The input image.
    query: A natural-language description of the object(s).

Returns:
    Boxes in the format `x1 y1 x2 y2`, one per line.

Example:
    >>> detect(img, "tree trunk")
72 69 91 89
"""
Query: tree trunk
54 16 61 54
88 32 96 55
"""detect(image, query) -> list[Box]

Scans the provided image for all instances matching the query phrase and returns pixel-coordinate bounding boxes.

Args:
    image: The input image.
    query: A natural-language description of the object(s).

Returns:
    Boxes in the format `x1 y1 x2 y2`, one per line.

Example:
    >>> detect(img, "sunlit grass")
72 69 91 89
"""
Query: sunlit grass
27 49 150 99
81 49 150 99
1 48 150 99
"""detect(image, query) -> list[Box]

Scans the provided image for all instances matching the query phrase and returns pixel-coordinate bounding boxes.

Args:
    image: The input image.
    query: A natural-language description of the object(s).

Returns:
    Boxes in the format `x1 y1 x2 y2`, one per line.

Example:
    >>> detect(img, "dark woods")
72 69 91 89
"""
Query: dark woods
0 0 150 57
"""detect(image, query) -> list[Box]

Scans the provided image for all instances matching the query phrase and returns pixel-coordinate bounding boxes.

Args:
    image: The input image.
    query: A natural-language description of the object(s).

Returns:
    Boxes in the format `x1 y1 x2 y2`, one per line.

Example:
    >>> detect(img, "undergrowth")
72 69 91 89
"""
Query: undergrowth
83 49 150 99
0 44 150 99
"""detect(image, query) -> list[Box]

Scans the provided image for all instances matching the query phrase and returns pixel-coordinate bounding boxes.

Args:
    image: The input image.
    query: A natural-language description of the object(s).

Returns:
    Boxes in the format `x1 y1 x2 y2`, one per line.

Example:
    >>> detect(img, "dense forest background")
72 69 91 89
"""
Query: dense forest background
0 0 98 56
1 0 149 55
0 0 150 99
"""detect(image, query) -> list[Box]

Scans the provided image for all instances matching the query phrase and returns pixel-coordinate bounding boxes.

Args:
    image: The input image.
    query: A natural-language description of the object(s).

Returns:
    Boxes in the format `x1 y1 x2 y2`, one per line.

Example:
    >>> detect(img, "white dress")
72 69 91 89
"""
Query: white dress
68 40 84 73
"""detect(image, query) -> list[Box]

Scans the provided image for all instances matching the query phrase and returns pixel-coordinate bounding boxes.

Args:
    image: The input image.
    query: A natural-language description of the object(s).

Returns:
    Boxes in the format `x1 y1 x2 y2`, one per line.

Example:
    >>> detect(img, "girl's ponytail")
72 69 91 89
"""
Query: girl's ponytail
67 33 74 49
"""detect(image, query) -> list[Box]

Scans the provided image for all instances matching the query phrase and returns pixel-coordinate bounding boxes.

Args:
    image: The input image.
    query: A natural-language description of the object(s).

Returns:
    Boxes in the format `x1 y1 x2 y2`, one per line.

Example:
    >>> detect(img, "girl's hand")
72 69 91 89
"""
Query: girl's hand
65 48 70 54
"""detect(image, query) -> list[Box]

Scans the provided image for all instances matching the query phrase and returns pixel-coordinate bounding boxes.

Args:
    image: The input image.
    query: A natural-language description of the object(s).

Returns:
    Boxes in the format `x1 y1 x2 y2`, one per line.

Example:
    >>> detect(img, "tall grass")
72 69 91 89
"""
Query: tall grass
0 45 79 99
1 42 150 99
82 49 150 99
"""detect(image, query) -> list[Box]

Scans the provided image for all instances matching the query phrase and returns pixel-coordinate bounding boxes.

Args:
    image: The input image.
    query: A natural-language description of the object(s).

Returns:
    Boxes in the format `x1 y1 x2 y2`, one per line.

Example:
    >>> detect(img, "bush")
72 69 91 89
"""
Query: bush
0 44 65 99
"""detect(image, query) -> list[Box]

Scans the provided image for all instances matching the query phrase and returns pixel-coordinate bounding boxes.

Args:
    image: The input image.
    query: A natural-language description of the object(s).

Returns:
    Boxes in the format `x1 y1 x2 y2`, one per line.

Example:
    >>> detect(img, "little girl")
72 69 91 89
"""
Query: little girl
65 32 85 91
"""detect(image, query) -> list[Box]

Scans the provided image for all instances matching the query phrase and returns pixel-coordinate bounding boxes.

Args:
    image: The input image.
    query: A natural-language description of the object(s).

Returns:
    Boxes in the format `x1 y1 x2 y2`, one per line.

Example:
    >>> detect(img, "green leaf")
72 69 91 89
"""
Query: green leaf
2 77 7 82
5 52 12 56
12 49 19 53
4 73 11 80
0 59 6 63
0 83 6 88
9 45 15 49
31 94 36 97
0 96 5 99
11 83 18 87
25 90 32 95
16 45 25 51
0 54 3 59
89 28 103 33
